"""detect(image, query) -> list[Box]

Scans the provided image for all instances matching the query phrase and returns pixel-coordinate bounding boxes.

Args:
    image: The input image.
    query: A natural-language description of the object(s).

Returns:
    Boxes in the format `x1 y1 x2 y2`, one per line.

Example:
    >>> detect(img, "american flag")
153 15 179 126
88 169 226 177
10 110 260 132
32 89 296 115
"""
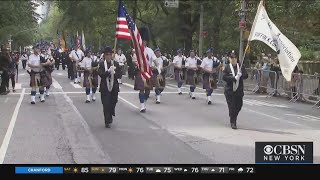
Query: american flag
117 0 152 80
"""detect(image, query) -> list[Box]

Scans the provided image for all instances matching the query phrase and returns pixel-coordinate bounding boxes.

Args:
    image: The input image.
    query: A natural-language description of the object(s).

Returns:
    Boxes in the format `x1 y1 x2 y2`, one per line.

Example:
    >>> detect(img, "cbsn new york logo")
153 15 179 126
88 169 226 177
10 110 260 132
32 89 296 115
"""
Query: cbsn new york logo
255 142 313 164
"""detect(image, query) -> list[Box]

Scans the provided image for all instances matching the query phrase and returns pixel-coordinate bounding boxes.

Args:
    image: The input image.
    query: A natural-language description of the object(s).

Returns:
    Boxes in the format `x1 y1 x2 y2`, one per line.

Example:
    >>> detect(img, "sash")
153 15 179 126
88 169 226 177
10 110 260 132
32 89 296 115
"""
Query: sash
229 63 240 92
104 60 114 92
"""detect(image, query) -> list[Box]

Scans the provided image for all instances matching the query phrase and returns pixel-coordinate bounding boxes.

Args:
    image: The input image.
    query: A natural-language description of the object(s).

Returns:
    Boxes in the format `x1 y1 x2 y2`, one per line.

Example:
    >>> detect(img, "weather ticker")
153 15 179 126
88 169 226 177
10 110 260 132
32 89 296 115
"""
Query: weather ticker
13 166 256 175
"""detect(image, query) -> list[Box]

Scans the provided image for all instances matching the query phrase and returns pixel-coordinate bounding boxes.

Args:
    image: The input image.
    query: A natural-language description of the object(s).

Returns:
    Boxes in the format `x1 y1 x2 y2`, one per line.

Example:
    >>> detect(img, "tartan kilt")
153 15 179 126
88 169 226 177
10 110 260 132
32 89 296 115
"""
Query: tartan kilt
150 70 166 89
186 69 196 86
45 71 52 87
174 68 184 82
134 72 153 91
202 73 217 89
83 71 99 88
30 71 46 88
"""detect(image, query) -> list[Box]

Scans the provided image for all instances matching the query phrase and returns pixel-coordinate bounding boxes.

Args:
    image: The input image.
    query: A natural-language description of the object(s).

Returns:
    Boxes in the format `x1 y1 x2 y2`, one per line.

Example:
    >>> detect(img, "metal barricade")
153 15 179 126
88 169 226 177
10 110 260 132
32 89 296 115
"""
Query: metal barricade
243 68 278 97
165 63 174 79
298 74 320 108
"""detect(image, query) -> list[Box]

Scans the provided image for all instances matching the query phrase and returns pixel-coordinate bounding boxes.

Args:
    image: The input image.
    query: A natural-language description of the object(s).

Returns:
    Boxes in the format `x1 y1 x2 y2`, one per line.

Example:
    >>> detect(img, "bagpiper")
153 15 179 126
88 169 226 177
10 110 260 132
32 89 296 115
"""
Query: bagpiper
98 46 121 128
173 49 185 95
223 51 248 129
114 48 127 84
200 48 221 105
82 50 99 103
42 49 55 96
69 47 84 84
151 48 166 104
185 50 198 99
27 45 49 104
133 27 157 112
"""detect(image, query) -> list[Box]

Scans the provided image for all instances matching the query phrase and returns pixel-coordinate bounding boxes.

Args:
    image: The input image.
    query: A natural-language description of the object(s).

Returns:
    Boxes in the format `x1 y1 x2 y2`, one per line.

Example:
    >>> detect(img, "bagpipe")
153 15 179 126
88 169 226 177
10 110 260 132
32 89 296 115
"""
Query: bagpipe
152 59 165 89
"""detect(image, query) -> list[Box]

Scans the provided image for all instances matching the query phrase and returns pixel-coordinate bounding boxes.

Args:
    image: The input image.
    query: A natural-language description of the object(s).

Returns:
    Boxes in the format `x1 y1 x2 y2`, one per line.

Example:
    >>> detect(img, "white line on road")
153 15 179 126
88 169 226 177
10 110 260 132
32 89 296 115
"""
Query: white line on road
52 78 62 89
56 73 63 76
118 95 139 109
243 107 307 128
70 82 82 88
0 88 25 164
304 115 320 120
19 73 26 76
15 83 22 90
122 83 134 89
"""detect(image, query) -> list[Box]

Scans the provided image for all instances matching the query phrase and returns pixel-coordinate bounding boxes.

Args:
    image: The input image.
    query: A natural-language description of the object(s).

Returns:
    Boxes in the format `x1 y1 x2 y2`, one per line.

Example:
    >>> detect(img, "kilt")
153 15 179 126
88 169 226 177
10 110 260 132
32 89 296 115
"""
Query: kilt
174 68 184 82
150 70 166 89
134 72 153 91
83 71 99 88
186 69 196 86
118 65 124 78
45 71 52 87
203 73 217 90
30 71 46 88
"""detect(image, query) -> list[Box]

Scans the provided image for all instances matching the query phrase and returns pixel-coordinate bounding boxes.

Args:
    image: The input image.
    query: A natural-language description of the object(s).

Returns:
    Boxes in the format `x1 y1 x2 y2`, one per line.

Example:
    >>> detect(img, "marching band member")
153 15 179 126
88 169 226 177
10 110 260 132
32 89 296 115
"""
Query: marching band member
43 50 55 96
69 46 84 84
114 48 126 84
98 46 121 128
27 45 48 104
133 27 156 112
82 50 99 103
151 48 166 104
173 49 185 95
223 51 248 129
200 48 221 105
185 50 198 99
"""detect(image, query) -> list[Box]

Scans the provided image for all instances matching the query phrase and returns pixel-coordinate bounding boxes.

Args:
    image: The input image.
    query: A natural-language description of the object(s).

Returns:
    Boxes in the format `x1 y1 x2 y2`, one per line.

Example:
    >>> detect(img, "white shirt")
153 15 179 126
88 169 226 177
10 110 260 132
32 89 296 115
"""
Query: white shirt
173 55 184 68
145 47 156 67
201 57 221 72
69 49 84 62
152 56 163 69
81 57 92 69
114 53 127 66
131 53 137 64
28 54 41 72
185 57 197 69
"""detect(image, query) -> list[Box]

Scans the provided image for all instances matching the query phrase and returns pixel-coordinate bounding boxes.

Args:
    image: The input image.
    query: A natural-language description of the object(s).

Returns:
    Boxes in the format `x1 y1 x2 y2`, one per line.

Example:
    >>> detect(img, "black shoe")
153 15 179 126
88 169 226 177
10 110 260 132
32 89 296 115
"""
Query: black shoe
31 101 35 104
156 101 160 104
140 109 146 113
12 89 16 92
231 122 237 129
85 100 90 103
208 101 212 105
192 97 196 99
41 99 45 102
105 123 110 128
178 92 182 95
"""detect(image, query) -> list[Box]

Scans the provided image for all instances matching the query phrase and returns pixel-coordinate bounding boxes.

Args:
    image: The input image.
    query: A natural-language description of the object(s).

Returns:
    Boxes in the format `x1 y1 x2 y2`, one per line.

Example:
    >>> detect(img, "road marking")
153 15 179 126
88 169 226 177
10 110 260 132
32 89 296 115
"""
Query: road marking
244 99 288 108
122 83 134 89
285 114 320 122
15 83 22 90
56 73 63 76
19 73 26 76
0 88 25 164
244 107 307 127
70 82 82 88
118 95 139 109
52 78 62 89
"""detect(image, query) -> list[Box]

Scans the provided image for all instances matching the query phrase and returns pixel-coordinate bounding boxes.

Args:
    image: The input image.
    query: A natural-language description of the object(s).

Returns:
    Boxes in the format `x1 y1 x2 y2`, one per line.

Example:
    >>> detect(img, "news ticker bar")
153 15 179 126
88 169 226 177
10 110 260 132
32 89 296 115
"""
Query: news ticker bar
15 166 255 174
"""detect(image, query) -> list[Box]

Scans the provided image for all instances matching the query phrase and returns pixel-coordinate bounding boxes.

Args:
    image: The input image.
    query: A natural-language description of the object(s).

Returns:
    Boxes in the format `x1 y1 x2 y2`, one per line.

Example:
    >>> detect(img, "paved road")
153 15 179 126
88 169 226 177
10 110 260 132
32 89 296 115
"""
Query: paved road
0 66 319 164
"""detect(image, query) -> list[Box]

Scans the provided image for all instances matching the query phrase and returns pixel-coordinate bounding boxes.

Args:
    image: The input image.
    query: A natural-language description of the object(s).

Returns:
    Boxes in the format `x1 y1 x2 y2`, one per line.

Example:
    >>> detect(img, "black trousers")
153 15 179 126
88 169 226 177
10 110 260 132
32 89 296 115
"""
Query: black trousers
225 94 243 123
0 70 9 92
9 75 15 89
55 60 60 70
103 105 113 124
22 60 27 69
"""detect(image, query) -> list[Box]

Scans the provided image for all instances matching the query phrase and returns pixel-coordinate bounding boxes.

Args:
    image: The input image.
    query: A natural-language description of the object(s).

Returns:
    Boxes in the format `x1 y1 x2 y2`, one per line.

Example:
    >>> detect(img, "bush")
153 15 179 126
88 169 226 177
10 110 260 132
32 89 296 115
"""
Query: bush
299 47 315 60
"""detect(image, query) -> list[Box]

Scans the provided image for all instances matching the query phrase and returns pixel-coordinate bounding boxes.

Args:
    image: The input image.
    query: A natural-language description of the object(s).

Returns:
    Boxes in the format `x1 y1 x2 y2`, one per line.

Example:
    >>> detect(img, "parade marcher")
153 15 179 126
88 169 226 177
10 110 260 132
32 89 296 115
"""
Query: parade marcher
223 51 248 129
114 48 126 84
54 50 61 70
133 27 157 112
127 48 135 80
20 52 28 70
200 48 221 104
43 50 55 96
0 46 12 95
62 50 72 79
173 49 185 95
69 47 85 84
7 53 17 92
27 45 49 104
98 46 121 128
185 50 198 99
82 50 99 103
151 48 166 104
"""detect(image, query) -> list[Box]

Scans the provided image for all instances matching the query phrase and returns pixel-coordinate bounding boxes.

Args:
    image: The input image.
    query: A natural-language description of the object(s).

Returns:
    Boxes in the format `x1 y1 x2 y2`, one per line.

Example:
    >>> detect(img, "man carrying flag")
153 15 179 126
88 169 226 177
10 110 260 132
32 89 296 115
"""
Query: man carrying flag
116 0 155 113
